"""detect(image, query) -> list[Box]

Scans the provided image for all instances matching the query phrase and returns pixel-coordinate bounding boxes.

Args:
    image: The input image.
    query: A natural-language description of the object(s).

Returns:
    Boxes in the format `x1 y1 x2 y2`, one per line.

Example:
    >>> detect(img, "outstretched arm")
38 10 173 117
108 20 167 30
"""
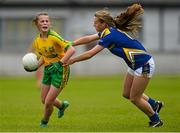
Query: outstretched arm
73 33 99 46
67 45 104 65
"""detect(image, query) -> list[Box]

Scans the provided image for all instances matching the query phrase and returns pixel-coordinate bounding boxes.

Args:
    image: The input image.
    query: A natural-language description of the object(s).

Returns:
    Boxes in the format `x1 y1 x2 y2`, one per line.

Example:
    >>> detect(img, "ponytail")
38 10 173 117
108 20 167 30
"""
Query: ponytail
114 3 144 37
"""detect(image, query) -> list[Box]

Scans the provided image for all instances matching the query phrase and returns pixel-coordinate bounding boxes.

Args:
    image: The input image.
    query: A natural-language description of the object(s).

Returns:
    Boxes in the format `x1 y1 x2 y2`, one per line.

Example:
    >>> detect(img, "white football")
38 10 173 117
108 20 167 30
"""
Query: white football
22 53 38 71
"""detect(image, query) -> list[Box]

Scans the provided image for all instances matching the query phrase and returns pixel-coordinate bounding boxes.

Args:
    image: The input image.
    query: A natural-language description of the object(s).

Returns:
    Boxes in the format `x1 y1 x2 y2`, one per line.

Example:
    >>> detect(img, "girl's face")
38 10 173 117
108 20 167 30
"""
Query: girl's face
36 15 51 33
93 17 107 32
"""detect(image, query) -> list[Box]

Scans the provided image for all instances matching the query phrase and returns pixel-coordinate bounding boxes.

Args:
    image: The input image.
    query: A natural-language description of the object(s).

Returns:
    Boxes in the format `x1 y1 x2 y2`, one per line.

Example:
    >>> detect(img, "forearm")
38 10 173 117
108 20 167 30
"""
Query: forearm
71 52 92 63
68 45 104 65
73 37 89 46
38 57 44 67
60 46 75 63
73 34 99 46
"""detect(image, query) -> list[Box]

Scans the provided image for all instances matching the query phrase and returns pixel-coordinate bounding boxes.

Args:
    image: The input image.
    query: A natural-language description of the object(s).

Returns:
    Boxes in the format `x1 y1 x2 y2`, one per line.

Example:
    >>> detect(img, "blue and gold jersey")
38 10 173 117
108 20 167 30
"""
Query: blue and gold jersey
98 27 151 70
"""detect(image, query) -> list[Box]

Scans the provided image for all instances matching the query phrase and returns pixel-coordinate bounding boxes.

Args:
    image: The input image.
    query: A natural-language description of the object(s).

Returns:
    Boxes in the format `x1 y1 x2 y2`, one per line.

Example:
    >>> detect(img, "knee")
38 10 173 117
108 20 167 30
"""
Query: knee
45 100 53 108
122 92 130 99
41 99 45 104
129 96 140 104
122 93 130 99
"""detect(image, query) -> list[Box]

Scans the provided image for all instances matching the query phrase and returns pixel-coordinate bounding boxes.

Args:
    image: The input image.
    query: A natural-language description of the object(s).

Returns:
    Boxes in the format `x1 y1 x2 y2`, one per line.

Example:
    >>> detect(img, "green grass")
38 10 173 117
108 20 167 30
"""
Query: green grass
0 75 180 132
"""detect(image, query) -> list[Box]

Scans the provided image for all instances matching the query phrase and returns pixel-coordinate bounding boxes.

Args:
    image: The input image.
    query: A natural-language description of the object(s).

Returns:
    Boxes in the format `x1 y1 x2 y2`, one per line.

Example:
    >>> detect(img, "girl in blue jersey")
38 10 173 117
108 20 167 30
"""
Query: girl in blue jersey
68 4 163 127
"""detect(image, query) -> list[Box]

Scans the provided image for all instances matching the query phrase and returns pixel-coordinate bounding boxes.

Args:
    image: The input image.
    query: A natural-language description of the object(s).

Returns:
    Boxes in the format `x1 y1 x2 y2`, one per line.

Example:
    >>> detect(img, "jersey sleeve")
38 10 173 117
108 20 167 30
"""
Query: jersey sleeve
54 37 73 51
31 40 42 58
49 30 73 51
32 40 36 50
98 34 113 48
98 28 113 48
62 40 73 51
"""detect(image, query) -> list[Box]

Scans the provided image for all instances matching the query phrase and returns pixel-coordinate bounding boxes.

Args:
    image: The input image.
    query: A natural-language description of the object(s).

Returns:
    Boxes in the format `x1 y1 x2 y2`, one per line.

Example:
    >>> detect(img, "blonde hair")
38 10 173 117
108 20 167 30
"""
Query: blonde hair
95 8 115 27
32 12 49 25
95 3 144 37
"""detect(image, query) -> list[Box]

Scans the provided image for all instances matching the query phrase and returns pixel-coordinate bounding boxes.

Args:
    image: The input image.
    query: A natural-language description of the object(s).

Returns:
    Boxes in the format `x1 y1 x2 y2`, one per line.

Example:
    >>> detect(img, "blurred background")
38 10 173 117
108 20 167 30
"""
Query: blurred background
0 0 180 76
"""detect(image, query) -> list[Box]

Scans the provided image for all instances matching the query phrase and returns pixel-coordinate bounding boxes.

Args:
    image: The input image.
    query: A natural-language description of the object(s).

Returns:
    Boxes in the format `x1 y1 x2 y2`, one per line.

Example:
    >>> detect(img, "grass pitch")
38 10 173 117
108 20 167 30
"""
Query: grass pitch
0 75 180 132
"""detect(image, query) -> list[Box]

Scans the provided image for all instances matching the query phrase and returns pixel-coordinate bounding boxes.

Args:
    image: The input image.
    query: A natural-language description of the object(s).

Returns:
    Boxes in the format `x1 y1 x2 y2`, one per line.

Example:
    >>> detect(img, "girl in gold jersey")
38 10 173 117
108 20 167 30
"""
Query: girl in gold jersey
29 12 75 127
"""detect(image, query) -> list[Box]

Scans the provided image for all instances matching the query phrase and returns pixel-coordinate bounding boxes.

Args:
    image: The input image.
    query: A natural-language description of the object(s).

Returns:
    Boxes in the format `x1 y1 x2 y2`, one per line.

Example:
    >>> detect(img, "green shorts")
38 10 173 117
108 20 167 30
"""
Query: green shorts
42 62 70 89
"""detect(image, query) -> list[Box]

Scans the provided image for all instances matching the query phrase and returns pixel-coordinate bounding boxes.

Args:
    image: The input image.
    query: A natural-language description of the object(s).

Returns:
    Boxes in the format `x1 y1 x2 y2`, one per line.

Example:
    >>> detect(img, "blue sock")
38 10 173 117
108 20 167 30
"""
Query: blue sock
148 97 156 108
150 113 160 122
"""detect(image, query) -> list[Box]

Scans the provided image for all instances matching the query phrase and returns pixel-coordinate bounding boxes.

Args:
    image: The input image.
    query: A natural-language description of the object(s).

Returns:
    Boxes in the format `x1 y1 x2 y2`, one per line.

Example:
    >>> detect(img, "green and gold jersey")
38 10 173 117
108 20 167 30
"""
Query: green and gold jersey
32 30 72 66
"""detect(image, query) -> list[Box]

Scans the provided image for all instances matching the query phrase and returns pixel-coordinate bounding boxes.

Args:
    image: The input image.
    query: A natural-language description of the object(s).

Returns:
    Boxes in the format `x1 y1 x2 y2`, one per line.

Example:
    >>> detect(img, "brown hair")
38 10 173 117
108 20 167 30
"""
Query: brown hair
94 3 144 37
32 12 49 25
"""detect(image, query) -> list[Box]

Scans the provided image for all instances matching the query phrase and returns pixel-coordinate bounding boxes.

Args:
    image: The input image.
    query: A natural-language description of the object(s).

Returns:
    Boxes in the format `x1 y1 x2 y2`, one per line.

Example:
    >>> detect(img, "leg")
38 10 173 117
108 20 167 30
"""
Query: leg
123 72 155 103
54 98 62 108
41 63 70 123
43 86 62 121
129 76 163 127
122 72 133 99
41 84 63 109
36 66 43 88
129 76 154 116
41 84 50 104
